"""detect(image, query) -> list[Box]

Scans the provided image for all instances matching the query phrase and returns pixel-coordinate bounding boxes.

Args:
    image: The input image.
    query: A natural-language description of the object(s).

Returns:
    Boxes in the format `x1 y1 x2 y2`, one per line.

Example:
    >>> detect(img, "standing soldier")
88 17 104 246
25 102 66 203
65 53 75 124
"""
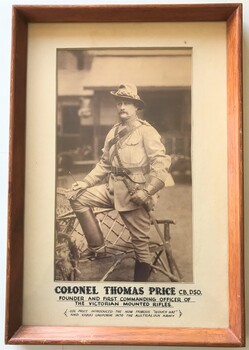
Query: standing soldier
68 84 171 282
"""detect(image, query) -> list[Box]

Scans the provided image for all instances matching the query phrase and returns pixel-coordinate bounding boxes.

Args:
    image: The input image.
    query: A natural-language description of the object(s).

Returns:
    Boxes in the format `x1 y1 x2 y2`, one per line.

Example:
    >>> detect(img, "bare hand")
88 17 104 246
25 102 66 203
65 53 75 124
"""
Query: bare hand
71 181 88 191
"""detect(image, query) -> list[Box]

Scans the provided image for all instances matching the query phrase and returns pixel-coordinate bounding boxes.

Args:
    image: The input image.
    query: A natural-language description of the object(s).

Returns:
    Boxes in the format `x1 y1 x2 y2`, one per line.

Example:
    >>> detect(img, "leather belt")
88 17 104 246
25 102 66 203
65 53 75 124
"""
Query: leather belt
110 164 149 176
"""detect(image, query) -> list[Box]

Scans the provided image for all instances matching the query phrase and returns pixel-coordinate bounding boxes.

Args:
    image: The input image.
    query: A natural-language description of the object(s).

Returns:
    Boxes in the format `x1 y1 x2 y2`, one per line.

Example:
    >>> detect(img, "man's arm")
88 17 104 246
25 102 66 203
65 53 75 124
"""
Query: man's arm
130 125 171 208
72 131 112 191
143 125 171 183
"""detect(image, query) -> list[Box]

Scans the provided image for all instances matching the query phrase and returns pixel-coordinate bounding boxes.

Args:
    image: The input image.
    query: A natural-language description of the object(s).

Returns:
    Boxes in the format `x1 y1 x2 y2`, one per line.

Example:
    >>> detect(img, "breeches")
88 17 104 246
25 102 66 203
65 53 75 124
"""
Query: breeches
70 184 151 264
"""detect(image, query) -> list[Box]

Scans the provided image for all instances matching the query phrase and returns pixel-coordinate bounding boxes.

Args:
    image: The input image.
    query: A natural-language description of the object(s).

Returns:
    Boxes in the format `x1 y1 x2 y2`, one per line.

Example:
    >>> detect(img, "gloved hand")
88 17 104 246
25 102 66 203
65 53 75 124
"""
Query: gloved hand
130 189 150 207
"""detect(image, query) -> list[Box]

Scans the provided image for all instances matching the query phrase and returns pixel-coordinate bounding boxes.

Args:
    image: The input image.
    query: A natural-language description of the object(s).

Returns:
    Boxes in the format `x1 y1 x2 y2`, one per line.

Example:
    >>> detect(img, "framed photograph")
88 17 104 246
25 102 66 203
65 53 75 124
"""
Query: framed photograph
6 4 244 346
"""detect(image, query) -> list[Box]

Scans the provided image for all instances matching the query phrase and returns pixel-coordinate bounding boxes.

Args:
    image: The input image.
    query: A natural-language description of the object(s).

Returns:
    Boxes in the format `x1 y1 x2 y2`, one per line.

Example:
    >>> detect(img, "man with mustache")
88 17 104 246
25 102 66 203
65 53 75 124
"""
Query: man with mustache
69 84 171 281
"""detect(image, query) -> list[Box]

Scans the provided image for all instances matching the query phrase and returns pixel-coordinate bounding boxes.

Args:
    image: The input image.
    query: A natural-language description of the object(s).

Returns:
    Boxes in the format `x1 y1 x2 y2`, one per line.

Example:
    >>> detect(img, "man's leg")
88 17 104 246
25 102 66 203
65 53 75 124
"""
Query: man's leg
70 184 113 255
70 184 113 212
119 208 151 282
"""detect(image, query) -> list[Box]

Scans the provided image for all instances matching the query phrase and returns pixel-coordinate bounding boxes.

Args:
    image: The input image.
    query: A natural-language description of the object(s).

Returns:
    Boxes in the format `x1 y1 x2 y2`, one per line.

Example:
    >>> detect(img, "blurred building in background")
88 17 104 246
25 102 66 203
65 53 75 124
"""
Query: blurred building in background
57 49 192 181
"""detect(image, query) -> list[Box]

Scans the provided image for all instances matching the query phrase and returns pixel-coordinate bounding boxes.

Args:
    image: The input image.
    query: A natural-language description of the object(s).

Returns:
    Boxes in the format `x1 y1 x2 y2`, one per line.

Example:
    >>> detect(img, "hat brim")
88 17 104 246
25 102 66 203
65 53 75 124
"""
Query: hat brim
110 91 145 110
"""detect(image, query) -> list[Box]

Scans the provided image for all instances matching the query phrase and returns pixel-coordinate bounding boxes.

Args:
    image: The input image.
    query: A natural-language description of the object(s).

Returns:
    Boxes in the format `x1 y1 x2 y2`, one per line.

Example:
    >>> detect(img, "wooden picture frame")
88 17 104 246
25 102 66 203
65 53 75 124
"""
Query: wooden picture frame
5 4 244 346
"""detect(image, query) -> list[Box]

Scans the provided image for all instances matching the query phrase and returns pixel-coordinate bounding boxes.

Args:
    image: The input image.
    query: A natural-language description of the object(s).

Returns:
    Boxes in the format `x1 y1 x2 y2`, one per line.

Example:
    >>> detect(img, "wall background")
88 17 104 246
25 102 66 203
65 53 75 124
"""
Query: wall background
0 0 248 349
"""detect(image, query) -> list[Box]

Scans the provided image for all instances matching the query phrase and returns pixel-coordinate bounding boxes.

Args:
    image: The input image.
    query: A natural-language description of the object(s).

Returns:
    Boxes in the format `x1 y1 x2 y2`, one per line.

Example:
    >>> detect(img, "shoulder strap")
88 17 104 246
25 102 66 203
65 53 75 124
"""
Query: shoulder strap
109 123 143 164
137 118 150 126
109 122 144 149
108 126 129 149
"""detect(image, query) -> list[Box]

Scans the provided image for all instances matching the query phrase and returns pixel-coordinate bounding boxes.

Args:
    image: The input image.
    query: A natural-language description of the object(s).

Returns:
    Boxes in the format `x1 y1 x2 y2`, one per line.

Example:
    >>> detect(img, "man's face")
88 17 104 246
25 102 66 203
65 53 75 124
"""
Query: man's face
116 99 138 121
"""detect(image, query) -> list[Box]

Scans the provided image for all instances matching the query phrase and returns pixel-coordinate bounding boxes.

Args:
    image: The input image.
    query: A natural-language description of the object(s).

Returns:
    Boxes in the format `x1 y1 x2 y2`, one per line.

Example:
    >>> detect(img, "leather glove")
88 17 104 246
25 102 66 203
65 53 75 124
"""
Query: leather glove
130 189 150 206
143 176 165 195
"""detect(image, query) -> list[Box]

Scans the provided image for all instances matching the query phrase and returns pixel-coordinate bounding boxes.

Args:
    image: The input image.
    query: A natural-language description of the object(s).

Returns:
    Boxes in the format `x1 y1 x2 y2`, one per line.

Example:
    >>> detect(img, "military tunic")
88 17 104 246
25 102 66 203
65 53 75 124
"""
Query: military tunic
81 119 171 211
71 119 171 263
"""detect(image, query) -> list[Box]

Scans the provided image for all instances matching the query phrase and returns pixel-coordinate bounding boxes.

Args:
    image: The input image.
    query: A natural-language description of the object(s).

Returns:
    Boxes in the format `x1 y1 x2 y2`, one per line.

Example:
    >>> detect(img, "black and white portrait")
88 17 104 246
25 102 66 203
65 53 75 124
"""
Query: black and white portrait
55 48 192 283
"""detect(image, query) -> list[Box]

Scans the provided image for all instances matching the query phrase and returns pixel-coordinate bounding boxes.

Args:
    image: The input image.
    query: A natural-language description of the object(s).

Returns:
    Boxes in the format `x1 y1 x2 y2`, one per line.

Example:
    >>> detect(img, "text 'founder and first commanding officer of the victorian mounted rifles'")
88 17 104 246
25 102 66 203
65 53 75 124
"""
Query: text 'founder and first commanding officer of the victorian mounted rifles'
67 84 171 282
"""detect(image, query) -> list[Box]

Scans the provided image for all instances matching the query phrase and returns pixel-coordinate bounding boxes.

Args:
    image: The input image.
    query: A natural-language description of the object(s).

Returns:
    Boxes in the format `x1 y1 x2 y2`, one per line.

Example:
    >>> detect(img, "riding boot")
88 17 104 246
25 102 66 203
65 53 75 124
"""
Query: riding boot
134 260 151 282
75 209 105 258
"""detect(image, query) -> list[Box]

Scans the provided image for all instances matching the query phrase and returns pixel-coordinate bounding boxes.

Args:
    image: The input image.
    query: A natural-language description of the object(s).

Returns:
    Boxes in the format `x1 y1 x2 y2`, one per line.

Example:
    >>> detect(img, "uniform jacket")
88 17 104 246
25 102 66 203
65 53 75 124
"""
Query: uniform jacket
84 119 171 211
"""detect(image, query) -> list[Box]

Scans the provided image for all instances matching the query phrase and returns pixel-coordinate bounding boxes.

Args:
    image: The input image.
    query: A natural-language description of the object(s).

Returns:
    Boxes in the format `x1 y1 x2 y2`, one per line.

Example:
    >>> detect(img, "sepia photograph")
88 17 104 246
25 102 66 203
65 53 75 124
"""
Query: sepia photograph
5 4 244 345
55 48 192 282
